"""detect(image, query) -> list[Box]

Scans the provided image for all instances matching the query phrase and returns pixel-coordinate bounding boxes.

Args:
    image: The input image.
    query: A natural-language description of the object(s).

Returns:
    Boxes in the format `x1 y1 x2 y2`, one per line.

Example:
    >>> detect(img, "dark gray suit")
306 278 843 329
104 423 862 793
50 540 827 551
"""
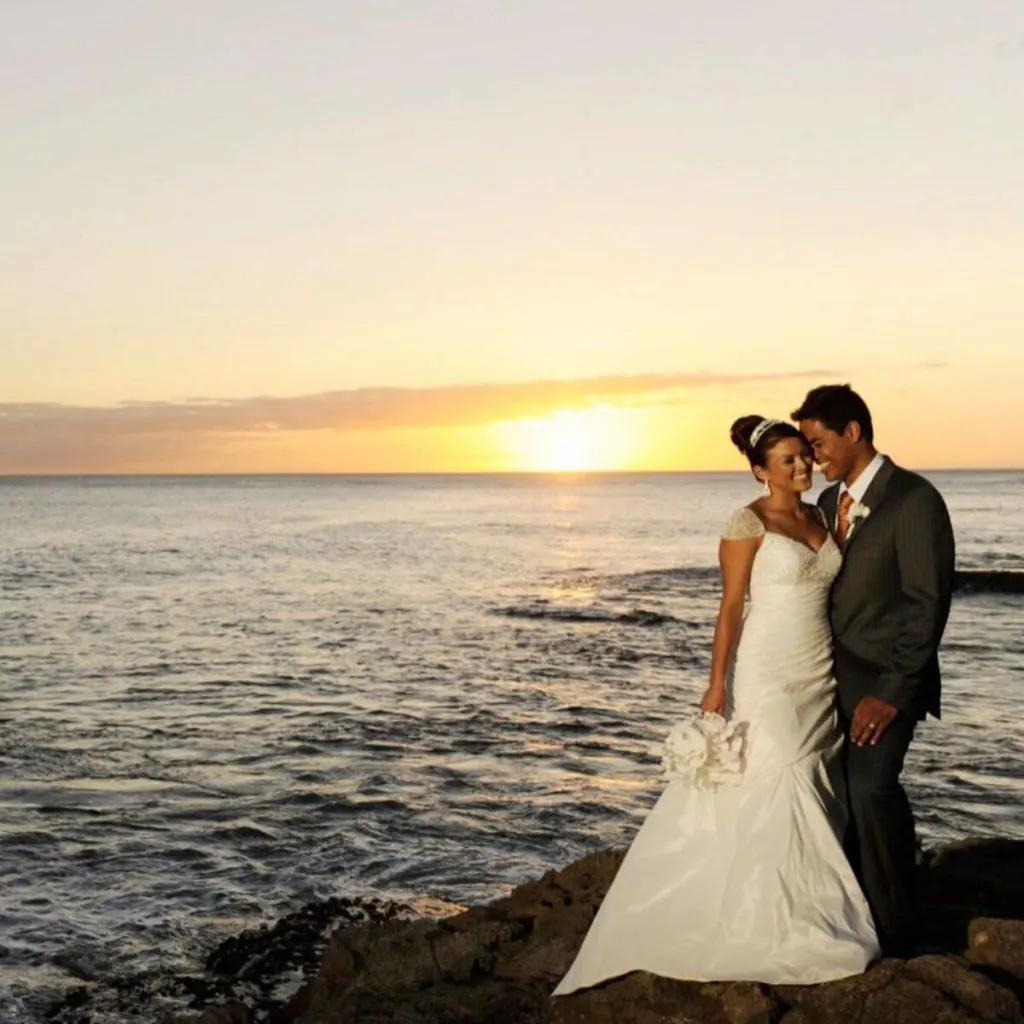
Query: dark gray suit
818 457 955 951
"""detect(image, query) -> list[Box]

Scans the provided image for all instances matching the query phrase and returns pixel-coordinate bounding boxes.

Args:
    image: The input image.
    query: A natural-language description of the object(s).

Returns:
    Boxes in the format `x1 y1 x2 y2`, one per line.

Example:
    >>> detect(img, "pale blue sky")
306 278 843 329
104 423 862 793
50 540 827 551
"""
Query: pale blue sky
2 1 1022 469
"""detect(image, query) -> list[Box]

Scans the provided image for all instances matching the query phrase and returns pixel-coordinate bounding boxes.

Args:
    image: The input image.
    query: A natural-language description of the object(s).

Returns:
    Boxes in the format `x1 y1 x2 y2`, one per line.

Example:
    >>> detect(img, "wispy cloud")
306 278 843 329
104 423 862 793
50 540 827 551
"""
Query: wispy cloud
1 370 839 473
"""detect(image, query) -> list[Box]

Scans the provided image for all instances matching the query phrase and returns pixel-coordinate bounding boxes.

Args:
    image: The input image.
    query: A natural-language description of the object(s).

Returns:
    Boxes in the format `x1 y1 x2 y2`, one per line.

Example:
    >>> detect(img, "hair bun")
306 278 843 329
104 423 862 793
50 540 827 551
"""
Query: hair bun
729 415 764 456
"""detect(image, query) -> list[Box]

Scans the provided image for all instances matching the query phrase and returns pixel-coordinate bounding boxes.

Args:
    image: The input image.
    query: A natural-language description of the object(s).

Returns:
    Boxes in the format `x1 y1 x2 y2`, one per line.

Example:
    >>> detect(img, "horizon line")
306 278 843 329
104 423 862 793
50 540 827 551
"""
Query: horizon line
2 467 1020 480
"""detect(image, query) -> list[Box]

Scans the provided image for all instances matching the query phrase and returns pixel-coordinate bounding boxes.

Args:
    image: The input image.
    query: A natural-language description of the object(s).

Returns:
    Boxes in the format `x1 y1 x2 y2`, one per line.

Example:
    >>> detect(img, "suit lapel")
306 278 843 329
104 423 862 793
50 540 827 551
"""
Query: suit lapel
819 483 841 529
841 456 896 553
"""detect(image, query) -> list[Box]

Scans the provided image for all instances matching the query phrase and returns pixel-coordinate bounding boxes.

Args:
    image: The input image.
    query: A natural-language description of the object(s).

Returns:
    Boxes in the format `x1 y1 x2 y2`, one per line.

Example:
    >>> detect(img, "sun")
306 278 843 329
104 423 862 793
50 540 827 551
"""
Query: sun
545 411 597 471
491 406 639 472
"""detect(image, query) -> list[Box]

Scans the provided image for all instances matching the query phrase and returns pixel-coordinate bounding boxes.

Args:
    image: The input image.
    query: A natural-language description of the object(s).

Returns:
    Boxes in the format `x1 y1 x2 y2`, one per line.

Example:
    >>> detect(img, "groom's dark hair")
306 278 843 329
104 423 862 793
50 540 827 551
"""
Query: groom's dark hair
791 384 874 444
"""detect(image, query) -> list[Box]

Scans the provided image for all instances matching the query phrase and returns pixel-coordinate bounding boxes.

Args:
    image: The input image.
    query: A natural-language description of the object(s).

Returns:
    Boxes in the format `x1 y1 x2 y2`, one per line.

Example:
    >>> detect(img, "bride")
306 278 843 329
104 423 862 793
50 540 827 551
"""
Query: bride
553 415 879 995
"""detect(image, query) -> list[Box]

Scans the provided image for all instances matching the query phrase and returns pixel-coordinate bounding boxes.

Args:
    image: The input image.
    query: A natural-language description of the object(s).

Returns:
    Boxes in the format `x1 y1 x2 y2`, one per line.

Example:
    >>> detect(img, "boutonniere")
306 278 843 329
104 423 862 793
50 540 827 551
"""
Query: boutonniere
848 500 871 525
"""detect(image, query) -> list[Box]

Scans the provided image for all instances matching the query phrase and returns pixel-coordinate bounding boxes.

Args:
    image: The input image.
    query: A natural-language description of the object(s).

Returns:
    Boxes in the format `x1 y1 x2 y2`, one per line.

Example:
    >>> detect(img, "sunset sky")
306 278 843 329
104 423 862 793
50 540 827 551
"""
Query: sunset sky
2 1 1022 473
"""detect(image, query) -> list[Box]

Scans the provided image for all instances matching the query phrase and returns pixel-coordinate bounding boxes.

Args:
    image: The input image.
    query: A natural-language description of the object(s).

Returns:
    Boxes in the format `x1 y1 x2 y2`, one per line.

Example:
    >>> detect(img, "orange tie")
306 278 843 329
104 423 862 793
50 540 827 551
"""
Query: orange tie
836 491 855 548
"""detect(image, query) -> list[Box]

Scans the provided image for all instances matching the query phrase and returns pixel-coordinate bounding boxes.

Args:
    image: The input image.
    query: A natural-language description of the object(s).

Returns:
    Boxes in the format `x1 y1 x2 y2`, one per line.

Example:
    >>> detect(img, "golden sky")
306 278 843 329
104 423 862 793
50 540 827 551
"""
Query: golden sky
2 3 1022 473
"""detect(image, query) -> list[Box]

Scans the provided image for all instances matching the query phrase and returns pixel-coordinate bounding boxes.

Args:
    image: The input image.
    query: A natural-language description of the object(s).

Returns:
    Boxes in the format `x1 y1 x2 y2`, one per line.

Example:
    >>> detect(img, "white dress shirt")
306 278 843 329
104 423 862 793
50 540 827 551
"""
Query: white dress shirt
837 452 886 535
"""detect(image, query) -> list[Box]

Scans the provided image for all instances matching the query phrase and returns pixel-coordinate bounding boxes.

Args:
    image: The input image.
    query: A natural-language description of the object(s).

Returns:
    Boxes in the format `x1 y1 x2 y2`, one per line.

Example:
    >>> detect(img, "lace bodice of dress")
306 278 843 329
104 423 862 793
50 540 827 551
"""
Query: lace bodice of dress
721 506 842 591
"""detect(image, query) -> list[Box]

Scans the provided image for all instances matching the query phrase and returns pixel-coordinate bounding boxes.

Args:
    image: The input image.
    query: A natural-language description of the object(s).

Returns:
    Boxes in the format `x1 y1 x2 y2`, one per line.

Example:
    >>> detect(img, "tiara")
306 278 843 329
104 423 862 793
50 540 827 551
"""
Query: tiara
748 418 784 449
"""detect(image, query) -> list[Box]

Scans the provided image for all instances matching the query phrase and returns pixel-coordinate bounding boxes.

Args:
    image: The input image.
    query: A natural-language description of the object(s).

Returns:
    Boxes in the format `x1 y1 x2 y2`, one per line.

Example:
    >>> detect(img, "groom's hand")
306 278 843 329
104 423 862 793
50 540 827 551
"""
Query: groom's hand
850 695 899 747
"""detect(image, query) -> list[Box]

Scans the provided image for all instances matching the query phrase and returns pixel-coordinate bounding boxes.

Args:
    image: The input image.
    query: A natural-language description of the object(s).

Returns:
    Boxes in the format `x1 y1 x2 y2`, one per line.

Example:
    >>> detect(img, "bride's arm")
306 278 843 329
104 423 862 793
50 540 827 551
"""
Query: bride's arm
700 536 758 713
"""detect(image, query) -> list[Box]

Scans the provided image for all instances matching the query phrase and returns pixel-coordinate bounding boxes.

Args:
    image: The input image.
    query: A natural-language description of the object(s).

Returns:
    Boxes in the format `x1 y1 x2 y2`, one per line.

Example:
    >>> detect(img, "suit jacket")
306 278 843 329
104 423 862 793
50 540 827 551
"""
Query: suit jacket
818 458 955 720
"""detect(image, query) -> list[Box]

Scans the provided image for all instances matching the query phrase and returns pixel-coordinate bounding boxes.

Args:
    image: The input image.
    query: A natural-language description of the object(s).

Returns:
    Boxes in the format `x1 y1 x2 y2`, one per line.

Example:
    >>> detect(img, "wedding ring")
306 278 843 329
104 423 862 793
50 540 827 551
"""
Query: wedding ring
868 721 879 729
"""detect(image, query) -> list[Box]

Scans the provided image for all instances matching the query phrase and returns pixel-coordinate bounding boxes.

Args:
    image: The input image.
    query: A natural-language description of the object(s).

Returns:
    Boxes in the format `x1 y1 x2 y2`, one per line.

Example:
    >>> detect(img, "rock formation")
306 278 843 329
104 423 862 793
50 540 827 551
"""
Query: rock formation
179 837 1022 1024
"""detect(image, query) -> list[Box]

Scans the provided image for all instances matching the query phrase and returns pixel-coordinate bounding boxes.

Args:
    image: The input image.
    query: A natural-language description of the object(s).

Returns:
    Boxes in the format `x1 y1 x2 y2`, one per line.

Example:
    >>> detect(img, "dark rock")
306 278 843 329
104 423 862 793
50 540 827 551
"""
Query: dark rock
286 840 1023 1024
551 974 775 1023
953 571 1024 595
51 945 107 982
919 838 1024 951
204 894 401 984
968 917 1024 979
39 895 402 1023
776 956 1020 1022
176 1002 254 1024
43 839 1024 1023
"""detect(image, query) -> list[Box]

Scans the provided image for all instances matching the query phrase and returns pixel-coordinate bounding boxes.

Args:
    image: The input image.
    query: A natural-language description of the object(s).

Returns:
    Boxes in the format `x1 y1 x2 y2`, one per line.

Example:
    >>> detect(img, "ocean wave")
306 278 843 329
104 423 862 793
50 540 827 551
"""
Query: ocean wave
494 604 679 626
3 473 1022 1019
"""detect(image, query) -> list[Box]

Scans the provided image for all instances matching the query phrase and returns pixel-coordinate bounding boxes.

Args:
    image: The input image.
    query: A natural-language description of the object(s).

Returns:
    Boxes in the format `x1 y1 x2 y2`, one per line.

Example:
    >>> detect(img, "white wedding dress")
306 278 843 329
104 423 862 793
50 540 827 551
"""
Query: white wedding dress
554 507 879 994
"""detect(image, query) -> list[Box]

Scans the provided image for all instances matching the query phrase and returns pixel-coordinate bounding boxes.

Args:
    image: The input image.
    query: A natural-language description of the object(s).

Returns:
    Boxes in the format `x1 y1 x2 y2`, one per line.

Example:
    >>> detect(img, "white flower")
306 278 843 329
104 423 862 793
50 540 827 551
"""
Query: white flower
848 500 871 523
661 712 749 791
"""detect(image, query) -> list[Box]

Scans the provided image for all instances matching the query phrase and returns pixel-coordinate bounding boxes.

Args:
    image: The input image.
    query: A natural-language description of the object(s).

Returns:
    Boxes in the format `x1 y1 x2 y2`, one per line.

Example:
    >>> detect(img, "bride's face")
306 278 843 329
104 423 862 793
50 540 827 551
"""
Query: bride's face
760 438 814 494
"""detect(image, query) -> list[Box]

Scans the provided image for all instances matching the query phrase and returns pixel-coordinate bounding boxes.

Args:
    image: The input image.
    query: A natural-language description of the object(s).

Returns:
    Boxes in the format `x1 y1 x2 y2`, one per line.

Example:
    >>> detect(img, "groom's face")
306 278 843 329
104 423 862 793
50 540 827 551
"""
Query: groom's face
798 419 852 483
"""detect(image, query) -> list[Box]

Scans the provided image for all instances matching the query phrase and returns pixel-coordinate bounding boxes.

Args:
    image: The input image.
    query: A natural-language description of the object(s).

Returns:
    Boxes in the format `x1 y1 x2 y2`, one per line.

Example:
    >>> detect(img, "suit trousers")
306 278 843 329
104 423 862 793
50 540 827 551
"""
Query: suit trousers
837 697 917 953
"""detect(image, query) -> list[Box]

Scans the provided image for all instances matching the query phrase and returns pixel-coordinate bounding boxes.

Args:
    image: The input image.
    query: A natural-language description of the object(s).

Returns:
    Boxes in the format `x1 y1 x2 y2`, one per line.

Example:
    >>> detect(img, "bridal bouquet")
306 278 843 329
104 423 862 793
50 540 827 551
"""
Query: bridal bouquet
661 712 749 790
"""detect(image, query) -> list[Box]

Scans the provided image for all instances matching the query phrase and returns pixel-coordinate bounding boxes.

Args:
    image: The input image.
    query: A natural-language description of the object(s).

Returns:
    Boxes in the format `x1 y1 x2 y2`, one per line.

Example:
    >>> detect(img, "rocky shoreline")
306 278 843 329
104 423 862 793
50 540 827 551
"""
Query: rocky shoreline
39 836 1023 1023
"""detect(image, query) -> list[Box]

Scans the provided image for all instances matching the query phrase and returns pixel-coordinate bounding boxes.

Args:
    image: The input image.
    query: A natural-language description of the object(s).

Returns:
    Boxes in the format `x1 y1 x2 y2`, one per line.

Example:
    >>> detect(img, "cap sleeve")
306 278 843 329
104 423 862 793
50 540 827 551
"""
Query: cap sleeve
721 506 765 541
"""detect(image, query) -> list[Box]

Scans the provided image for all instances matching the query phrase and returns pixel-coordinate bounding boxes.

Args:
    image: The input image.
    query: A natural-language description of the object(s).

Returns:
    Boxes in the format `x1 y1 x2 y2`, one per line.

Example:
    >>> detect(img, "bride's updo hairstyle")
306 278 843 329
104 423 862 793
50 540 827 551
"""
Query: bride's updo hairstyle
730 415 805 469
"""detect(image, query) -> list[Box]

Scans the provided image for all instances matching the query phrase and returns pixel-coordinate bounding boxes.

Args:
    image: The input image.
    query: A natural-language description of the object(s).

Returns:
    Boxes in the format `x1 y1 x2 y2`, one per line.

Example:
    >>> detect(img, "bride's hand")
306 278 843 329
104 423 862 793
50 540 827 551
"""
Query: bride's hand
699 683 726 715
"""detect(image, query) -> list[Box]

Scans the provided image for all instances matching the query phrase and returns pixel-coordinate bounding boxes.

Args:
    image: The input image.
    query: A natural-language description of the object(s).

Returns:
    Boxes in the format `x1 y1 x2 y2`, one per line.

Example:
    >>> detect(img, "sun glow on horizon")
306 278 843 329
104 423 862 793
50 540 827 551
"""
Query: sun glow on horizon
491 405 642 472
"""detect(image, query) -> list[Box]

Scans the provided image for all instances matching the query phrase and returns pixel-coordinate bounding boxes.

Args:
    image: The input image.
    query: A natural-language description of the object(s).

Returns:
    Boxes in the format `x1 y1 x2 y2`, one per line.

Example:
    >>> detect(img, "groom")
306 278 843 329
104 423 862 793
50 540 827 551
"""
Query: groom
792 384 955 956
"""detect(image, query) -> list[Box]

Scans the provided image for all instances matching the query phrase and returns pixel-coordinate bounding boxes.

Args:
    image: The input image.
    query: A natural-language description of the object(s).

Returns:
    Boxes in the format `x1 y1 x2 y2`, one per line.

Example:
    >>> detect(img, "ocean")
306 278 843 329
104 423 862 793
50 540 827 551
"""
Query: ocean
1 472 1022 1018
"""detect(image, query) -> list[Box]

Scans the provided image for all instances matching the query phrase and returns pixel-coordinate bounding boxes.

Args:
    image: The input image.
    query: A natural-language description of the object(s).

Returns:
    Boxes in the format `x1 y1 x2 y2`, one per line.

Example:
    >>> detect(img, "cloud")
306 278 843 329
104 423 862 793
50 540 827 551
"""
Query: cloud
0 370 839 473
